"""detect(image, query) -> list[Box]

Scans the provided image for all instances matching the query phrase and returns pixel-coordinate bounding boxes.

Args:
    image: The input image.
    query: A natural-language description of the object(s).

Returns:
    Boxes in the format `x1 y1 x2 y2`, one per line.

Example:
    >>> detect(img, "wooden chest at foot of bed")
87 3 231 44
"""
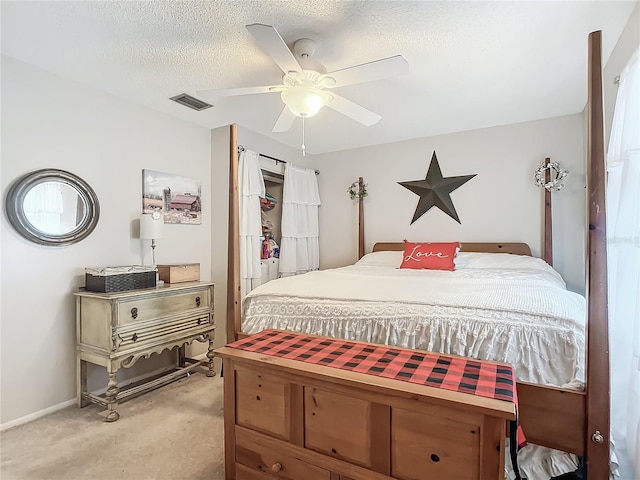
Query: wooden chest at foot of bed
216 331 517 480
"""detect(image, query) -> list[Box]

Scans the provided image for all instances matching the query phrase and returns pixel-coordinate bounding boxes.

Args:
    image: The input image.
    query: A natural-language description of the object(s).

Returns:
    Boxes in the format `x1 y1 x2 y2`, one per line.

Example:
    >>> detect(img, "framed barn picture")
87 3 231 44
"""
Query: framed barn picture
142 169 202 225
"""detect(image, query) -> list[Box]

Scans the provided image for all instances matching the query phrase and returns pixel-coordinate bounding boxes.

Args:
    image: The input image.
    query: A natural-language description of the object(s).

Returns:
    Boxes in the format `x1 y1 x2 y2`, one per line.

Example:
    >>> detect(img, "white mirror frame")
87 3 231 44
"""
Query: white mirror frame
5 169 100 246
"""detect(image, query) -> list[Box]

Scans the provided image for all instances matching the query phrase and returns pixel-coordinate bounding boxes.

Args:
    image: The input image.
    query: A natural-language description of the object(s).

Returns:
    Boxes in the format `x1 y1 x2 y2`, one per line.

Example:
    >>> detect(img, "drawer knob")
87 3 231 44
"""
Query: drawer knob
195 296 201 307
131 333 138 342
271 463 282 473
130 307 138 319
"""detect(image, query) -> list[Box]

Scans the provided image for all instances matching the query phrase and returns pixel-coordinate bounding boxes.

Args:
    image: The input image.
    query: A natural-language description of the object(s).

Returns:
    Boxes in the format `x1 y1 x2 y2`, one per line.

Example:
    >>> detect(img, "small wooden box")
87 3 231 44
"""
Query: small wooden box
157 264 200 284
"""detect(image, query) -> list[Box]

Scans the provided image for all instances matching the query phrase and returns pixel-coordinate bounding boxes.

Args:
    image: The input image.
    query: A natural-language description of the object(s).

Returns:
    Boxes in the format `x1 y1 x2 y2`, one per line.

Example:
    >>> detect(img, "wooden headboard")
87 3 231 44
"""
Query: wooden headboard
372 242 532 256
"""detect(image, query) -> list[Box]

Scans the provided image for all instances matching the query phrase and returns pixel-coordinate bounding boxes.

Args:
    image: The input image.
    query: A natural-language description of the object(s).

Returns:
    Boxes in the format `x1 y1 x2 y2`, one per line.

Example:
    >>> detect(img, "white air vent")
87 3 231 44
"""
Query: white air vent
169 94 213 111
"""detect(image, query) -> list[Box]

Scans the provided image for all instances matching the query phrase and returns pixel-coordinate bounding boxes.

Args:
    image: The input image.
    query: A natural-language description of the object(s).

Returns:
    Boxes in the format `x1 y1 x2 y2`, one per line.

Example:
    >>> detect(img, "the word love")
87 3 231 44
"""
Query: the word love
404 245 450 262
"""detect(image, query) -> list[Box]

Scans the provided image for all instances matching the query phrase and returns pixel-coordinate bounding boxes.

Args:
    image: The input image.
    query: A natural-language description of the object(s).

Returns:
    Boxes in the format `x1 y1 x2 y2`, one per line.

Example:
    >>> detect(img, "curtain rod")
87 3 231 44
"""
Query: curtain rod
237 145 319 175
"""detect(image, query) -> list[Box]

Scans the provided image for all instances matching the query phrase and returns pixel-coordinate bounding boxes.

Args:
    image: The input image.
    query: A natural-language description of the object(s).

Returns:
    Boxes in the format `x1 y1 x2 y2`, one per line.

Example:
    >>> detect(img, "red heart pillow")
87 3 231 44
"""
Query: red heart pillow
399 241 460 271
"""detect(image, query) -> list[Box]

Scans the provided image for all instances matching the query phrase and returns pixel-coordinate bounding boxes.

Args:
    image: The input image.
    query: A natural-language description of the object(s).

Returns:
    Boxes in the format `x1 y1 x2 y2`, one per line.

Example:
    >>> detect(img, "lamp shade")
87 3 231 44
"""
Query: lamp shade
281 86 332 117
140 213 164 240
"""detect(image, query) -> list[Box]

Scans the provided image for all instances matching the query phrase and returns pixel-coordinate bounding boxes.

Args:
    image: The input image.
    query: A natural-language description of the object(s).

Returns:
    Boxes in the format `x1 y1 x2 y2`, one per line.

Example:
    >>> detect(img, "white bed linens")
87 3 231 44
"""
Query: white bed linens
242 252 586 480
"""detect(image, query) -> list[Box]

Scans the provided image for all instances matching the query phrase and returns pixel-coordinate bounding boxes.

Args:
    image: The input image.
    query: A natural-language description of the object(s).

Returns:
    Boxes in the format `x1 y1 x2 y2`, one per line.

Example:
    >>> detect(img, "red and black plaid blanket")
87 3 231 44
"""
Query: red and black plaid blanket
229 329 518 405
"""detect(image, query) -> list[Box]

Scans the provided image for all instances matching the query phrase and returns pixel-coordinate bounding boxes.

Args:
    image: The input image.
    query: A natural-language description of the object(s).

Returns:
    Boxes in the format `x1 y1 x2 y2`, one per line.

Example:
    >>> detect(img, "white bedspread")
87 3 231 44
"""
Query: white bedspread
242 252 587 480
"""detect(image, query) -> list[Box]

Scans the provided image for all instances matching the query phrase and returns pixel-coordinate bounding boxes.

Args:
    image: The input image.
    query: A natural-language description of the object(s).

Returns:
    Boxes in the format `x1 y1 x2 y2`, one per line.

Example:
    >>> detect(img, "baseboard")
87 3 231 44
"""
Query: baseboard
1 359 212 432
0 398 76 432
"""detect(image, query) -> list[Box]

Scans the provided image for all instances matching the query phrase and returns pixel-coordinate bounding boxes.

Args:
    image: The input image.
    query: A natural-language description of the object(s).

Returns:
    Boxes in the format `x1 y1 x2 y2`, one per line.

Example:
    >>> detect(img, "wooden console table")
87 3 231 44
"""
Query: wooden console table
75 281 215 421
217 330 518 480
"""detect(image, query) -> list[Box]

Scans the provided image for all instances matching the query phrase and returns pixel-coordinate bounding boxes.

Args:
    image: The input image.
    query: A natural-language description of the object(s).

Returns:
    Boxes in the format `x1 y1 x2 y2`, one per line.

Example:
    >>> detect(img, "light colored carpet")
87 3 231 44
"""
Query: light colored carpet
1 371 225 480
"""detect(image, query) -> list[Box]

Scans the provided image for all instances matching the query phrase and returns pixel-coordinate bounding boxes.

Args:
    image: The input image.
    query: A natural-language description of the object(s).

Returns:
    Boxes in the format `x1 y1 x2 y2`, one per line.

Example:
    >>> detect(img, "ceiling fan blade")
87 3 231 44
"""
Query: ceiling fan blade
327 55 409 88
196 85 280 98
326 93 381 126
272 106 297 132
246 23 301 74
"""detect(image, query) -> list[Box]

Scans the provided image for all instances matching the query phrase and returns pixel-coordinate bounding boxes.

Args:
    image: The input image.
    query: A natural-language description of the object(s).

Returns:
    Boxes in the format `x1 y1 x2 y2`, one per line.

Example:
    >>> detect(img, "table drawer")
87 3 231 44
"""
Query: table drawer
115 313 212 351
236 428 331 480
116 288 211 325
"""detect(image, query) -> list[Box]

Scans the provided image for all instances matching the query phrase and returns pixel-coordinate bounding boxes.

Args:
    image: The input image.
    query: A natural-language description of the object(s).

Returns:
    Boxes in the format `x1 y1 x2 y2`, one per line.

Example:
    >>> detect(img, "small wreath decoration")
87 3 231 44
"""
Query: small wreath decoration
348 181 368 200
534 161 569 191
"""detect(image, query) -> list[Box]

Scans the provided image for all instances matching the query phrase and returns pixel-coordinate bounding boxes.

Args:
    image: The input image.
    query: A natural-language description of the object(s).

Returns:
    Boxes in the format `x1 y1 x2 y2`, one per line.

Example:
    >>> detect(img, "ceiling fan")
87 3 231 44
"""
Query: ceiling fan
197 24 409 133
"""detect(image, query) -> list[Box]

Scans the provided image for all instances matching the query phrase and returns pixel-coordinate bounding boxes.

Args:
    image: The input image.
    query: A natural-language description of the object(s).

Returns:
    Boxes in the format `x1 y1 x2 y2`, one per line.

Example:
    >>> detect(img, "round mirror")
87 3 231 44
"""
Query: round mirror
5 169 100 246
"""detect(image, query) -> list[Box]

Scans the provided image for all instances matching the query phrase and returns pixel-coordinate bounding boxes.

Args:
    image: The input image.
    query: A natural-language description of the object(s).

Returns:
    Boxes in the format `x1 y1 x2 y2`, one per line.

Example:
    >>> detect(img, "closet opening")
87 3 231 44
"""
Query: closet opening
258 169 283 287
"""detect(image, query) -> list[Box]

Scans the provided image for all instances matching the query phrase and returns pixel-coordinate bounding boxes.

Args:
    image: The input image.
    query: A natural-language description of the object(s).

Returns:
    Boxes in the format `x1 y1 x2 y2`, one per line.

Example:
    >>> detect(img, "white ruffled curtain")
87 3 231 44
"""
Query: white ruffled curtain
280 164 321 276
607 47 639 480
239 149 265 299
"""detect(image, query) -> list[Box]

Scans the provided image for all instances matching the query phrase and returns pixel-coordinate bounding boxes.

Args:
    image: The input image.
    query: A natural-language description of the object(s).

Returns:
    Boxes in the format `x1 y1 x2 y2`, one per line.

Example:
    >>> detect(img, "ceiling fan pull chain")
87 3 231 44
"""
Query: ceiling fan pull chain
301 115 306 157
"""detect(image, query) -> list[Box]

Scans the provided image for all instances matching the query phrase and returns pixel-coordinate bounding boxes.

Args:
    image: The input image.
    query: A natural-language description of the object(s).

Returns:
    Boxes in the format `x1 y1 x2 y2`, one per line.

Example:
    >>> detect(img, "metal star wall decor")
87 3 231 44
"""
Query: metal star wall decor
398 151 476 224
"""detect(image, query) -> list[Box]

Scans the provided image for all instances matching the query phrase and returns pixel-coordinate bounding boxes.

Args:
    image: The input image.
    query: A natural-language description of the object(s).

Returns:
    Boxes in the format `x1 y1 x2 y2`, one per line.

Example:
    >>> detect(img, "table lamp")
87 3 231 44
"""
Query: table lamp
140 212 164 266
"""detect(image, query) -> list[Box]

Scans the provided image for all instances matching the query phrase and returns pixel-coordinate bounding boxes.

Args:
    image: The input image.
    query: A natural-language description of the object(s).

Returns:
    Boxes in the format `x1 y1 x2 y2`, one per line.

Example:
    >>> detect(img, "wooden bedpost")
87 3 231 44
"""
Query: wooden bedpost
358 176 365 259
543 157 553 266
585 30 610 480
227 124 241 343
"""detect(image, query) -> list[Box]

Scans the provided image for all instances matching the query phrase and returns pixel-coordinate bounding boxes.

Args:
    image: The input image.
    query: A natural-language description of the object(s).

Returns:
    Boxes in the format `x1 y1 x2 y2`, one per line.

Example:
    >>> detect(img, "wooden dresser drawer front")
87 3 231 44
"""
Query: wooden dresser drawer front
304 387 373 468
116 289 211 325
235 366 288 440
235 463 273 480
391 406 481 480
236 430 331 480
115 313 212 350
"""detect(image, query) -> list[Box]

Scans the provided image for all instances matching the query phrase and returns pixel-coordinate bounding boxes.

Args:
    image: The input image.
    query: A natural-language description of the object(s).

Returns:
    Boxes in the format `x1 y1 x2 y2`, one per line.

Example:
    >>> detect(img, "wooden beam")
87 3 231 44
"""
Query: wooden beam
227 124 241 343
358 177 365 260
543 157 553 266
585 30 610 479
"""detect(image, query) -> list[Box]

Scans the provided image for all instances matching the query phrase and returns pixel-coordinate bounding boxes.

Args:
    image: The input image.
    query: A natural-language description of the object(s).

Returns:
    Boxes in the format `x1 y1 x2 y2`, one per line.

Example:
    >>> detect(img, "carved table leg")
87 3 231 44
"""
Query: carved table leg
104 369 120 422
206 335 216 377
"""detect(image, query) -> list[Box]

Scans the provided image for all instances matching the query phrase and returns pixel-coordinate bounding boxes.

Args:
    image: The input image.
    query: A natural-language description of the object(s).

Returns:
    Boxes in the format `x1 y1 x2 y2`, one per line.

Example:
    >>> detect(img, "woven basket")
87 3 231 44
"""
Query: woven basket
85 268 156 293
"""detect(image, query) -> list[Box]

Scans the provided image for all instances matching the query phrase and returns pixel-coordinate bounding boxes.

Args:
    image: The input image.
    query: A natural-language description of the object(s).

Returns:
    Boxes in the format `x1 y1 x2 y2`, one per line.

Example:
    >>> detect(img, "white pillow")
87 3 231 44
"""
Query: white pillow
455 252 549 271
355 250 403 268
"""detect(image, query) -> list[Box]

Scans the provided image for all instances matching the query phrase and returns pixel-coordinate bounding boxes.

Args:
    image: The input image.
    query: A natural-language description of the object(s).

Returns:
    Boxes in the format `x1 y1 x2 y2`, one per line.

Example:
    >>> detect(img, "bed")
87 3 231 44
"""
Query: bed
241 245 585 479
242 248 586 389
224 31 610 480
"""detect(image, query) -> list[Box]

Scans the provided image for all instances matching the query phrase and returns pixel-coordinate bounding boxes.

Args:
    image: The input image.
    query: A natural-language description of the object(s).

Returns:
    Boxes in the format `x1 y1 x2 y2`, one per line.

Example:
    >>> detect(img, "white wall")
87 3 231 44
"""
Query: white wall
210 126 231 351
314 115 586 293
0 57 212 426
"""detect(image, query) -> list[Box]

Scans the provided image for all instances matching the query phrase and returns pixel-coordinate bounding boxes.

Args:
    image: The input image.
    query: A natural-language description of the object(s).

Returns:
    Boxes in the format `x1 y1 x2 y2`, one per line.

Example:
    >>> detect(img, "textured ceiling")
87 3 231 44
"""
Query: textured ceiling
1 1 636 154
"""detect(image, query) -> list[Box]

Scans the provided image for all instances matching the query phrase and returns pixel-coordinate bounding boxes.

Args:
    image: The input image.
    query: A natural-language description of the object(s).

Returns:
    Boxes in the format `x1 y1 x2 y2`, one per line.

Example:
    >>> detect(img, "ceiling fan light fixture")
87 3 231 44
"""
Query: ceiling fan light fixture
281 86 332 117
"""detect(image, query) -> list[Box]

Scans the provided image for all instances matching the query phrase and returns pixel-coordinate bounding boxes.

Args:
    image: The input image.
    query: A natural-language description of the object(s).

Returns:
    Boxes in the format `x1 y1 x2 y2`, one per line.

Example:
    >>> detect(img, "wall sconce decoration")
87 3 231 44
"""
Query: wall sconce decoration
398 151 476 225
534 161 569 191
348 179 368 200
